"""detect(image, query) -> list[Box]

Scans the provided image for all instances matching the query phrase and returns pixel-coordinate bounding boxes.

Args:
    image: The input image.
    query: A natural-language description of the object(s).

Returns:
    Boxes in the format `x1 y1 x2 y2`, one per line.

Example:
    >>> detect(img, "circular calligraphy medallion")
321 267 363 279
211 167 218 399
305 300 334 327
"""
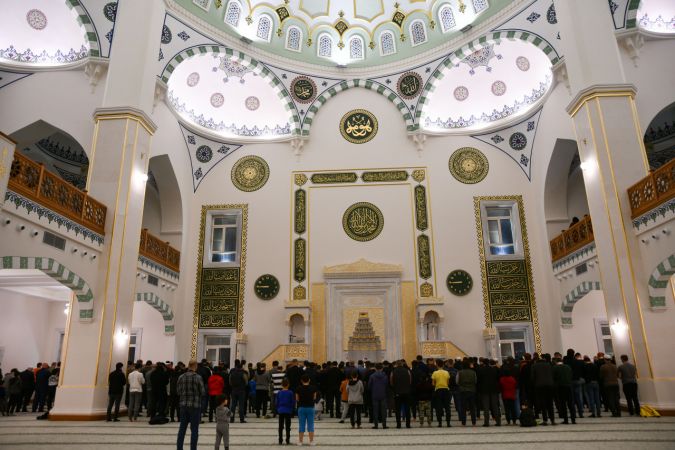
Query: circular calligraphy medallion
449 147 489 184
231 155 270 192
516 56 530 72
453 86 469 102
26 9 48 30
491 80 507 96
187 72 200 87
397 71 423 100
339 109 378 144
342 202 384 242
245 96 260 111
509 132 527 150
195 145 213 163
210 92 225 108
290 76 316 104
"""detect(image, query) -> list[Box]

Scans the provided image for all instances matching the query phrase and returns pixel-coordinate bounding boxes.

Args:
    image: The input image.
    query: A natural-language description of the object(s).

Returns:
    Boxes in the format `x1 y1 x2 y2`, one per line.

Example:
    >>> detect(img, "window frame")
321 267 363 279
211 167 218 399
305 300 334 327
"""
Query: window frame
348 35 365 60
594 319 614 356
379 30 397 56
285 25 303 52
192 0 212 12
224 0 242 27
479 200 524 260
317 32 333 58
256 13 273 42
472 0 489 14
409 19 428 47
495 323 533 361
203 208 243 268
438 4 457 33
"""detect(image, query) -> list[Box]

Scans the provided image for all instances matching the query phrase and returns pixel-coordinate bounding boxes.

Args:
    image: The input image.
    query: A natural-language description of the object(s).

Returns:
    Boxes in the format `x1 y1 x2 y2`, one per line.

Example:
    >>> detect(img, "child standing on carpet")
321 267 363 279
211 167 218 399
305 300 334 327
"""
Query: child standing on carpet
276 378 295 445
214 395 231 450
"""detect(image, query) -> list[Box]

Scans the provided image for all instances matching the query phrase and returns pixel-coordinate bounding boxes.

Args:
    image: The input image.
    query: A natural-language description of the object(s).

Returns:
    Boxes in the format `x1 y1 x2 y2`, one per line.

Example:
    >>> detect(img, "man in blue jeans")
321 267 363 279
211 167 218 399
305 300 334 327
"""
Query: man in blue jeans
177 360 205 450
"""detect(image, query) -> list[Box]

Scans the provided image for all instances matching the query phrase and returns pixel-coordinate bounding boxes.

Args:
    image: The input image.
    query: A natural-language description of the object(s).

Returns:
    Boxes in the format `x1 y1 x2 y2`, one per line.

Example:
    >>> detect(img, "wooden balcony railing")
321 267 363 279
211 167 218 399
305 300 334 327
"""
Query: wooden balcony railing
627 158 675 219
140 228 180 272
8 151 106 235
550 215 594 262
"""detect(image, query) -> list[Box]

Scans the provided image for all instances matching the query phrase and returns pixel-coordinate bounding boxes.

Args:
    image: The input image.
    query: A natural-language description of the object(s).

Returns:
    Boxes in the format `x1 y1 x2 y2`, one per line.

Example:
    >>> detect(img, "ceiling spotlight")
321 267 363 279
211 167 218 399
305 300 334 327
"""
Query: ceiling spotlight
240 36 253 44
460 24 473 33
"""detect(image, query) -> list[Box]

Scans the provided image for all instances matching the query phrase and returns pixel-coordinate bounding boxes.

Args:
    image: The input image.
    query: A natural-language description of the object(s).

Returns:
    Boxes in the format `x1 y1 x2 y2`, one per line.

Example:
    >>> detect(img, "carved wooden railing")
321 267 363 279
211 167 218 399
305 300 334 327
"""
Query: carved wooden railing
549 215 594 262
139 228 180 272
627 159 675 219
8 151 106 235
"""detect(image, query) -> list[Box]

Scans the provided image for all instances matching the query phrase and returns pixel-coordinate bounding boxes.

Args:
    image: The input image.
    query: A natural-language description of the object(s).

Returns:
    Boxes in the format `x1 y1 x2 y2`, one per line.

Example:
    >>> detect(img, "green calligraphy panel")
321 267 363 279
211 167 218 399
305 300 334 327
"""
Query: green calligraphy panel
417 234 432 280
199 268 240 329
295 189 306 234
414 185 428 231
294 238 306 282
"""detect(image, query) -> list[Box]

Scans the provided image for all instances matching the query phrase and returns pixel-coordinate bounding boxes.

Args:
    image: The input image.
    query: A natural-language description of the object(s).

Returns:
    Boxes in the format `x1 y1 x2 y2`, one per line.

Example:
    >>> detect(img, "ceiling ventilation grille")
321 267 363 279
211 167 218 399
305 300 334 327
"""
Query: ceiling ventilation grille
42 231 66 251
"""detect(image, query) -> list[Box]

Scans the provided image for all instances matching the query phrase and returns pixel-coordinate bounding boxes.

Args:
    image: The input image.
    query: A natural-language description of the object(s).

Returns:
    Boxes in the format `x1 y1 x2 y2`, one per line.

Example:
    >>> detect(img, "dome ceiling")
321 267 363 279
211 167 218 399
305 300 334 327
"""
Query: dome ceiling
637 0 675 34
167 52 293 139
0 0 89 67
174 0 512 67
422 39 552 133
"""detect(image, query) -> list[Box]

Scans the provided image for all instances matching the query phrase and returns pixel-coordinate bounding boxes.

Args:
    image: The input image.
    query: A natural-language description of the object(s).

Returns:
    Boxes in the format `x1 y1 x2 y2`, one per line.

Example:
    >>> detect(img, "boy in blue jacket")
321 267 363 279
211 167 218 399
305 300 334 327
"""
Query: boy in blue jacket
276 378 295 445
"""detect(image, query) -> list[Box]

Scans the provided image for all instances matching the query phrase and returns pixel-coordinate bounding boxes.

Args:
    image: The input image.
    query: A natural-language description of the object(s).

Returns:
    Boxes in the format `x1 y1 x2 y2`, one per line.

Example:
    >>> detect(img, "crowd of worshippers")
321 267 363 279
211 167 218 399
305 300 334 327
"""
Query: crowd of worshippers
99 349 640 430
0 362 60 416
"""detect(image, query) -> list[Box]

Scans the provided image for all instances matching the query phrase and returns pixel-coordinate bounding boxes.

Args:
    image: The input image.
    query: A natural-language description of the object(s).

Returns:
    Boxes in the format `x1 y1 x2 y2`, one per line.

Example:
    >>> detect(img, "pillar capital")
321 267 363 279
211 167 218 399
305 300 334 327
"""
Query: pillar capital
566 84 637 118
93 106 157 135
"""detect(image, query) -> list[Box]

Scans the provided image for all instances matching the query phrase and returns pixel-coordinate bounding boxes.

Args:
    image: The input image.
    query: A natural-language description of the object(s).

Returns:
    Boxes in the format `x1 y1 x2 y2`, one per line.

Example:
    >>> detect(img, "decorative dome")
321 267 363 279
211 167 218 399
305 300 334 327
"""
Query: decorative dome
637 0 675 34
0 0 90 67
172 0 511 67
422 39 552 133
166 52 293 139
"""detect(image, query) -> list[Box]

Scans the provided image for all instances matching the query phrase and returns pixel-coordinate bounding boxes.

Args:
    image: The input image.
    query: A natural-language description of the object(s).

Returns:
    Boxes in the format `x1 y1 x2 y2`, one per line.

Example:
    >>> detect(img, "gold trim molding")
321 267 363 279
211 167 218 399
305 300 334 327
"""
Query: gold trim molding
566 84 637 118
323 258 403 277
94 106 158 134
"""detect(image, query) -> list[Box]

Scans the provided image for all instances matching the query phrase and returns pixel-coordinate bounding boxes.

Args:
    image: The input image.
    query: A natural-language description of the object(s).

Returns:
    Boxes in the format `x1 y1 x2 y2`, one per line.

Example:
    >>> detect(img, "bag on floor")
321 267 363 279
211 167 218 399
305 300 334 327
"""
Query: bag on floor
640 405 660 417
519 408 536 427
149 415 170 425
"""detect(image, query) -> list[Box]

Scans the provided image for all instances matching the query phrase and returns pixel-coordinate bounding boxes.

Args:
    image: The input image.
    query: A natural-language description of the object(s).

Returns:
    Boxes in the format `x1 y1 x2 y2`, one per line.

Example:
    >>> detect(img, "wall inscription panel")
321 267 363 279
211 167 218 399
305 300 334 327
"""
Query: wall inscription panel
199 267 240 328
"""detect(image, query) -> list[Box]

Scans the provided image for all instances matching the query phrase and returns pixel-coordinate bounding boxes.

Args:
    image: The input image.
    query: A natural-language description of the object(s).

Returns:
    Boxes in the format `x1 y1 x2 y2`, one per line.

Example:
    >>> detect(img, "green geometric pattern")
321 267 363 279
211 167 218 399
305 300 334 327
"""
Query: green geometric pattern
160 45 301 135
648 254 675 310
560 281 602 328
416 31 561 126
65 0 102 58
136 292 175 335
625 0 642 29
1 256 94 322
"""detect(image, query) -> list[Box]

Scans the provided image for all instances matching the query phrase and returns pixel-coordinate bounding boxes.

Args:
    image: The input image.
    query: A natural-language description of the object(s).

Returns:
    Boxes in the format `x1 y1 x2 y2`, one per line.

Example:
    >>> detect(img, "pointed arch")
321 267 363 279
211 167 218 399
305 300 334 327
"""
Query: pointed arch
349 35 365 60
379 30 396 56
561 281 602 327
160 45 301 135
409 20 428 46
300 79 416 136
317 33 333 58
1 256 94 322
225 0 242 27
136 292 175 335
65 0 102 58
256 14 273 42
416 31 562 125
286 26 302 52
648 254 675 310
438 4 457 33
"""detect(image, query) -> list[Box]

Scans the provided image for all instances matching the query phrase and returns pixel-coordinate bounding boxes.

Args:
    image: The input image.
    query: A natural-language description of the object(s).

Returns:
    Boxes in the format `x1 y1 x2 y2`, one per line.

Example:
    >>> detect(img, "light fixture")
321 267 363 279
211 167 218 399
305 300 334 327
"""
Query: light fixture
580 161 595 172
115 328 129 345
63 303 70 315
610 318 627 334
135 170 149 185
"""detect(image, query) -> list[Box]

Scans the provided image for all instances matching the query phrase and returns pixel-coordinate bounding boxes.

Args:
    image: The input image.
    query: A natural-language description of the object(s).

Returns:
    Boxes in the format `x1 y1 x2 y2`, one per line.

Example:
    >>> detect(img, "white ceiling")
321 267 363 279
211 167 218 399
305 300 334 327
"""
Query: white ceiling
0 270 72 302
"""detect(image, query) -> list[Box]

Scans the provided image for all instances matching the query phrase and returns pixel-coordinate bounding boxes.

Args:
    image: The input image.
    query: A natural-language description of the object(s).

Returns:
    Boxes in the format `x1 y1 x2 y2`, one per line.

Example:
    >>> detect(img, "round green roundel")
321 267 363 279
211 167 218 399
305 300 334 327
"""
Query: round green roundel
342 202 384 242
446 270 473 296
339 109 378 144
254 274 279 300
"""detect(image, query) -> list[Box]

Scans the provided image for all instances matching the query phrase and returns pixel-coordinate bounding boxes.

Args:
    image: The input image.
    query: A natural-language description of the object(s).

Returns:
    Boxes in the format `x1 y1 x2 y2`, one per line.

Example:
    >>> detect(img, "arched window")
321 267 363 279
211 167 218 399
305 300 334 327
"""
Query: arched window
349 35 364 60
439 5 456 33
410 20 427 46
256 14 272 41
472 0 489 14
379 30 396 56
318 33 332 58
286 26 302 52
225 0 242 27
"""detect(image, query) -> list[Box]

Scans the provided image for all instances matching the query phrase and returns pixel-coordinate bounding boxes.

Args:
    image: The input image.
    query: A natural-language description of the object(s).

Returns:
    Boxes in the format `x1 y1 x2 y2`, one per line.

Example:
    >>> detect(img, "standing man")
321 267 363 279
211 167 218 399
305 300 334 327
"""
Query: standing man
390 360 412 429
599 356 621 417
618 355 640 416
477 359 501 427
177 360 205 450
228 360 249 423
367 363 389 429
431 359 451 427
107 362 126 422
127 362 145 421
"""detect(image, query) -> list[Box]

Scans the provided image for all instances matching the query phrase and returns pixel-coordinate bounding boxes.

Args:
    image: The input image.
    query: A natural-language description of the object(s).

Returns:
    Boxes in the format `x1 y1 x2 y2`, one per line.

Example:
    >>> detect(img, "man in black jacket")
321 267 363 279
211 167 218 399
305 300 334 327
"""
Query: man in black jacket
107 362 127 422
20 367 35 412
151 362 170 418
477 359 501 427
229 360 248 423
390 360 412 428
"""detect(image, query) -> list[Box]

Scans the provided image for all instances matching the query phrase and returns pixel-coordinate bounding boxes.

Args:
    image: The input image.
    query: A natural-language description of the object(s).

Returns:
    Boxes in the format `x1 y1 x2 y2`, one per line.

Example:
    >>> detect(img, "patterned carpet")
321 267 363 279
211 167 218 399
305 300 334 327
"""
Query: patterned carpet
0 414 674 449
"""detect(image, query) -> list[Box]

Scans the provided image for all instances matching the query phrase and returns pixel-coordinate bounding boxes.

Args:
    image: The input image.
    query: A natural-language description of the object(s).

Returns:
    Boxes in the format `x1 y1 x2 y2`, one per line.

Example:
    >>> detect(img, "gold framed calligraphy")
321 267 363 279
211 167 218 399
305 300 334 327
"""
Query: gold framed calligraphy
290 76 316 104
342 202 384 242
339 109 378 144
397 72 422 100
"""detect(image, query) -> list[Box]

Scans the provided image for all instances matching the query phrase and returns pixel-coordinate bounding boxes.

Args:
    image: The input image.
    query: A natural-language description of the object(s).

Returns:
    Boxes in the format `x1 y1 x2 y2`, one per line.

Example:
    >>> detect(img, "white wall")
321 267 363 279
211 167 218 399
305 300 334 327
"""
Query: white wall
131 298 175 363
0 290 66 371
560 290 607 357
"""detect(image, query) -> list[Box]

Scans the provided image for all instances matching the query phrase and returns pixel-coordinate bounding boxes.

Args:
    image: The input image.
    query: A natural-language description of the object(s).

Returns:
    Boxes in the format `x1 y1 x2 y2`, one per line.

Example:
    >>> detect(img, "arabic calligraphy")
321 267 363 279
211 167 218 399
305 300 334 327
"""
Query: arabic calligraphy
294 238 306 282
295 189 306 234
342 202 384 242
310 172 358 184
488 276 528 291
417 234 432 279
492 307 531 322
340 109 378 144
361 171 408 182
490 291 529 306
291 76 316 103
486 260 525 276
414 185 428 231
397 72 422 99
199 268 240 329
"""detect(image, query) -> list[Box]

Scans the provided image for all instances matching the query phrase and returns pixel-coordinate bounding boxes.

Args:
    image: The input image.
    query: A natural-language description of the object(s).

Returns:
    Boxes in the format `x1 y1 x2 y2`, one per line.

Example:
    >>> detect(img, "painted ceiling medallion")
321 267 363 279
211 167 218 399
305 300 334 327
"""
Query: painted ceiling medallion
453 86 469 101
290 76 316 104
342 202 384 242
195 145 213 163
397 71 422 99
187 72 200 87
340 109 378 144
245 96 260 111
210 92 225 108
491 80 507 96
26 9 48 30
509 132 527 151
449 147 489 184
231 155 270 192
516 56 530 72
462 44 497 75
